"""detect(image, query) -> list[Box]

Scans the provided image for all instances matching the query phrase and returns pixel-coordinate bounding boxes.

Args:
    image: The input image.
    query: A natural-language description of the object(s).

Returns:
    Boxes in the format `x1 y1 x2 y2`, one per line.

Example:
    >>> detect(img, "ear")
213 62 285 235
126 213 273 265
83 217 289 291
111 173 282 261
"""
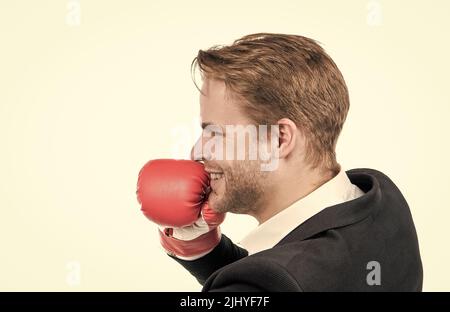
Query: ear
277 118 302 159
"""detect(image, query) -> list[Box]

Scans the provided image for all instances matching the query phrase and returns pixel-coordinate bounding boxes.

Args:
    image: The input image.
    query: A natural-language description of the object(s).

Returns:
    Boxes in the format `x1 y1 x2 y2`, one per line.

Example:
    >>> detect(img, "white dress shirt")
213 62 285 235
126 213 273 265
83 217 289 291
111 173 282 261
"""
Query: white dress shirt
237 168 365 255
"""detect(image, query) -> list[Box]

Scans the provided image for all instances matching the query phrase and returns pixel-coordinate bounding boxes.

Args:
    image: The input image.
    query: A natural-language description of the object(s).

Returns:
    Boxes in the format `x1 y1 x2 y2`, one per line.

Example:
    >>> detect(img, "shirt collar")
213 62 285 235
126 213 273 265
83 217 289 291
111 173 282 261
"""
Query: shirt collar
237 168 364 255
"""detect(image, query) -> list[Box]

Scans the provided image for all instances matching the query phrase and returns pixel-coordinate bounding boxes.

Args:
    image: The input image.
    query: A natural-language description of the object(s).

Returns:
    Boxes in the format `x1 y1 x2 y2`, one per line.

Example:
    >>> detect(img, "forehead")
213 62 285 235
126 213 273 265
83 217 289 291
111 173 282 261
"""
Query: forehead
199 79 251 125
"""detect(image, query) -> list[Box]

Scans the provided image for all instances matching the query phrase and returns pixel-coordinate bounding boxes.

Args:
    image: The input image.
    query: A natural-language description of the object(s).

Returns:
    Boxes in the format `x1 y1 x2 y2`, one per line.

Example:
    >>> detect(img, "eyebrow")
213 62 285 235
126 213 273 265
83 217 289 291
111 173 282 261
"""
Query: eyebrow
201 122 213 129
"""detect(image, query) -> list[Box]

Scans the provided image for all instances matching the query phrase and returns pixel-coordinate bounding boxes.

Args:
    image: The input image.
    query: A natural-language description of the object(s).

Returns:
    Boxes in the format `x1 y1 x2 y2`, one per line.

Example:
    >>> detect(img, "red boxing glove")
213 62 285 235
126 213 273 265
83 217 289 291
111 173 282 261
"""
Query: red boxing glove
136 159 225 259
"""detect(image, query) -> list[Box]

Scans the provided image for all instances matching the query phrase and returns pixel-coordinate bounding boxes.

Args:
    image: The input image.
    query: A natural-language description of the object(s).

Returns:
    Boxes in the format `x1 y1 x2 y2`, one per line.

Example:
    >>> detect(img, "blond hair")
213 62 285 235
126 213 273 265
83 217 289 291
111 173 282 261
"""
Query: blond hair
192 33 350 172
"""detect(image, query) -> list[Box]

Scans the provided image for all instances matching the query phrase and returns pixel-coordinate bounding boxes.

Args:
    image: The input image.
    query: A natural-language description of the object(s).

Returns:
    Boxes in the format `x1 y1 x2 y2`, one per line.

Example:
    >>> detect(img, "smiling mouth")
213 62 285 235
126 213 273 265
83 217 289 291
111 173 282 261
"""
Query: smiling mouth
205 168 224 181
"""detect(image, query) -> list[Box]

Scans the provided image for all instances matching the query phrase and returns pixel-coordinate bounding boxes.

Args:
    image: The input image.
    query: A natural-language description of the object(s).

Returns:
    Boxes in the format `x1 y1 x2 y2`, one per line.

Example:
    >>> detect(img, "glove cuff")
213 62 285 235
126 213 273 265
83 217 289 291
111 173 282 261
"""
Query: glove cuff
159 227 222 258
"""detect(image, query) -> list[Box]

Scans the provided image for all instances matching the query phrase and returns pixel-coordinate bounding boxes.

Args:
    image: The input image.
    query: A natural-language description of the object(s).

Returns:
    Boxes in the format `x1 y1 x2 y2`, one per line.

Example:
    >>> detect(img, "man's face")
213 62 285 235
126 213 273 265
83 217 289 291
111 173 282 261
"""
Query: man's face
192 79 271 215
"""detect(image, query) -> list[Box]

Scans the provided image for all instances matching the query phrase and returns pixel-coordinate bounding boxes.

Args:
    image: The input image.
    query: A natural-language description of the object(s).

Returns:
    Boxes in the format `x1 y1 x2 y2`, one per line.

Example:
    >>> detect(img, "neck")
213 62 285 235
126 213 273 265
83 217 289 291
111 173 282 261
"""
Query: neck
251 165 339 225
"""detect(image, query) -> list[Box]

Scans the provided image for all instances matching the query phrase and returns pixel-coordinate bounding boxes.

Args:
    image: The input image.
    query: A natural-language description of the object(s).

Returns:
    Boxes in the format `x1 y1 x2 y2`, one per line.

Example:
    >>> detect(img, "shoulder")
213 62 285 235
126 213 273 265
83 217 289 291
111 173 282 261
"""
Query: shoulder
203 235 352 292
202 250 303 291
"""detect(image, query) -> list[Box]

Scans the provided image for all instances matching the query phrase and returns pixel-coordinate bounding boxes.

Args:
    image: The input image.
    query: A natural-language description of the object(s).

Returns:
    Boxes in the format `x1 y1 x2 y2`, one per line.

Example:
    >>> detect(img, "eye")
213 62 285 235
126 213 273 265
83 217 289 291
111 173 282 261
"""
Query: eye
203 125 224 137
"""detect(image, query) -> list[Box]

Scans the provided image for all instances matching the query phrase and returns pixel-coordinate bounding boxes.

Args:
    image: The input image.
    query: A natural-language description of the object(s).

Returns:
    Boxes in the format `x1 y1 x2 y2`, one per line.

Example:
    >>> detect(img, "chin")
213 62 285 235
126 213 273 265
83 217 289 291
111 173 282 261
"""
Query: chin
209 195 225 213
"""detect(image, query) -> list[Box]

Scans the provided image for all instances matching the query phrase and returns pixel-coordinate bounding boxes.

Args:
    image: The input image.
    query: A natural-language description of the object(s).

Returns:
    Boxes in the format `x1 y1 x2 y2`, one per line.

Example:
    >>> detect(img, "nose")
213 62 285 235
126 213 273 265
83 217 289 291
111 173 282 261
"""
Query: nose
190 146 198 161
190 137 204 161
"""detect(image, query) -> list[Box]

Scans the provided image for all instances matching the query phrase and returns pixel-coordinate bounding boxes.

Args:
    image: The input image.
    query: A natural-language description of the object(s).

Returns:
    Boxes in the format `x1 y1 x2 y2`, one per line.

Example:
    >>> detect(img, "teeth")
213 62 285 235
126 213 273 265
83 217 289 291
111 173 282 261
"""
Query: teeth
210 173 224 180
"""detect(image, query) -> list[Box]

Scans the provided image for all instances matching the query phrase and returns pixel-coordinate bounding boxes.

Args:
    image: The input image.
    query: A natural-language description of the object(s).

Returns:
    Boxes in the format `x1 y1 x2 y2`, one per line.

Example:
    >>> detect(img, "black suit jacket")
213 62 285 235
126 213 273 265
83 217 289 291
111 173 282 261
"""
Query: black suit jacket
171 168 423 291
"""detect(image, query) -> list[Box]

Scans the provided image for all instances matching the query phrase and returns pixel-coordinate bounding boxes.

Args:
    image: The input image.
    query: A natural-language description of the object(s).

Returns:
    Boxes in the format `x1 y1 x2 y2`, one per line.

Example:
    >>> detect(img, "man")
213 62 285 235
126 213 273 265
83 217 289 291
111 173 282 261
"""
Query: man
137 33 423 291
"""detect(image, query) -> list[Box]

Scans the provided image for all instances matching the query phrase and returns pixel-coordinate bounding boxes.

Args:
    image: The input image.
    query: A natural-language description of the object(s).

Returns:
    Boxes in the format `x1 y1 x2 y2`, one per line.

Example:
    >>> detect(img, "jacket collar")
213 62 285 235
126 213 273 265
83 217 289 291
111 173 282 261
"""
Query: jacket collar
276 168 383 245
